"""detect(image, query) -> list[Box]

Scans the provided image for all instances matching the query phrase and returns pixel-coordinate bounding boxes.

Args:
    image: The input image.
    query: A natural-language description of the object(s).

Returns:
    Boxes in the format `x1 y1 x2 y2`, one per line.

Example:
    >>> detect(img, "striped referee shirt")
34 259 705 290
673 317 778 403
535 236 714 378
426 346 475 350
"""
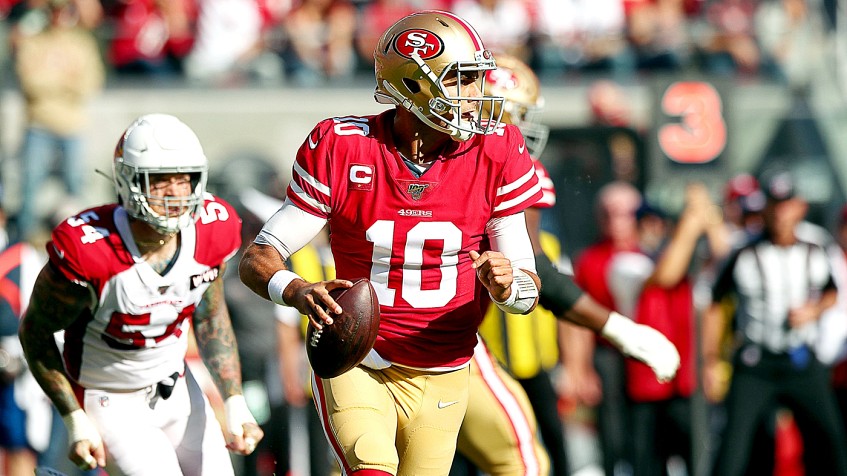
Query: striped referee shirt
712 236 836 353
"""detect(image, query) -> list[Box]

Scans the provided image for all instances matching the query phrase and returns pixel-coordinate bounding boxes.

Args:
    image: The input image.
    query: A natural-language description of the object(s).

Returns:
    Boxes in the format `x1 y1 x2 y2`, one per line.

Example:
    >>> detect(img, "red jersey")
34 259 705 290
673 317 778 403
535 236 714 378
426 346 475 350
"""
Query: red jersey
532 159 555 209
573 240 640 349
47 197 240 390
573 240 637 311
627 281 696 401
287 110 542 368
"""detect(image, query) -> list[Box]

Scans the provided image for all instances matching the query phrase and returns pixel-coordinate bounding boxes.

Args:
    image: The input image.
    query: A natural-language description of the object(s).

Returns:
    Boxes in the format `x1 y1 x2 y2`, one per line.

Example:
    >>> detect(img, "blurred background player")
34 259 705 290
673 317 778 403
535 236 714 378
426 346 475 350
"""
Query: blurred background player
208 154 294 476
565 181 644 476
452 52 681 476
0 222 55 476
17 114 263 474
564 179 725 476
606 184 725 476
214 157 337 476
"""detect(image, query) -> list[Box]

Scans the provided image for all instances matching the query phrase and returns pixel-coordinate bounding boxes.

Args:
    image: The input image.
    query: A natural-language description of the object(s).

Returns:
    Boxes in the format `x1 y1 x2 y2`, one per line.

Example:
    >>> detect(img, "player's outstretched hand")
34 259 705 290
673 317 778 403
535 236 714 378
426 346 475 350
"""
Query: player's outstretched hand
62 409 106 470
469 250 513 302
224 395 264 455
287 279 353 330
601 312 681 382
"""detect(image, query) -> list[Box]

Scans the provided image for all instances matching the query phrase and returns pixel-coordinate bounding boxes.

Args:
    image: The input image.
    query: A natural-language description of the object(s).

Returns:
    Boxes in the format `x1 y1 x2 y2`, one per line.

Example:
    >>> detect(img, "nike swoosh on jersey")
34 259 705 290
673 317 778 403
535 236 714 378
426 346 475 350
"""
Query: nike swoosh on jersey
437 399 460 409
518 143 526 154
308 133 320 150
53 244 65 260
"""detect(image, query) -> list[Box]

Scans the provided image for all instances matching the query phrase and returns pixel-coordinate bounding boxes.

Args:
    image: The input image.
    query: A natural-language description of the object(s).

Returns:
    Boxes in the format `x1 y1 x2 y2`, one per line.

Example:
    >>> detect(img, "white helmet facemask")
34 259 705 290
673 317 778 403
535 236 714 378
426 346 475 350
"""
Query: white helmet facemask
510 100 549 158
113 114 208 235
115 165 207 234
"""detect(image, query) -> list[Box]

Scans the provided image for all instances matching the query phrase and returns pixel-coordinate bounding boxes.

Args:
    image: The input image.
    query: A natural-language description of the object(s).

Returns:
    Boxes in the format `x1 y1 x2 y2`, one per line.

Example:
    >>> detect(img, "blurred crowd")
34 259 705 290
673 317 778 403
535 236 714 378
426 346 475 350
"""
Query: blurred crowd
0 0 836 87
555 170 847 476
1 1 846 476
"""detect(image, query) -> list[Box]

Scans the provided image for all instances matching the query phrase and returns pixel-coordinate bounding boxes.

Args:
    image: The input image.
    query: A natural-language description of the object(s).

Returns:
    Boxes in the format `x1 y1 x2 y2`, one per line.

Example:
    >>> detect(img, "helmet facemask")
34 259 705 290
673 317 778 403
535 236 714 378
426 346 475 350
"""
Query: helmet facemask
507 100 549 158
115 163 207 235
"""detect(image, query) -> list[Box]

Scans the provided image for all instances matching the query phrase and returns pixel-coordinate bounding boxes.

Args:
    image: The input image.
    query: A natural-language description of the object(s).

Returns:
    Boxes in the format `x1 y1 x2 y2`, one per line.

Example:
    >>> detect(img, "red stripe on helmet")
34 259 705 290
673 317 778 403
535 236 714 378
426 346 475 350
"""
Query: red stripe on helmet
428 10 484 51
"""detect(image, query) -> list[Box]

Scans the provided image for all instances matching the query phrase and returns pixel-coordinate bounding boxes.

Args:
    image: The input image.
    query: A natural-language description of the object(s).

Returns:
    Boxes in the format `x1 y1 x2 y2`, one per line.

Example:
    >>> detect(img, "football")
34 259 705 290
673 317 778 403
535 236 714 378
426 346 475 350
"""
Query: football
306 279 381 379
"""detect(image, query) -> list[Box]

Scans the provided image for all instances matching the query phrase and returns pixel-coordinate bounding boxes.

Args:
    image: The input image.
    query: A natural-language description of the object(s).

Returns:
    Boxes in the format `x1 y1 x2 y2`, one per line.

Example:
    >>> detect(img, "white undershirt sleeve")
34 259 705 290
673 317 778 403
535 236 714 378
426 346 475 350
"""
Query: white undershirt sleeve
254 198 328 261
485 212 536 273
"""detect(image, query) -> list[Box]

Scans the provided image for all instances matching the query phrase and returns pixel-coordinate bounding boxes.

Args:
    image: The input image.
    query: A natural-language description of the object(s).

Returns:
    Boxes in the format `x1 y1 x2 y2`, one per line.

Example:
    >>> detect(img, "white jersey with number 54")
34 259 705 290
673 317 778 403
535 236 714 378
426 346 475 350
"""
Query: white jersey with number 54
46 196 241 391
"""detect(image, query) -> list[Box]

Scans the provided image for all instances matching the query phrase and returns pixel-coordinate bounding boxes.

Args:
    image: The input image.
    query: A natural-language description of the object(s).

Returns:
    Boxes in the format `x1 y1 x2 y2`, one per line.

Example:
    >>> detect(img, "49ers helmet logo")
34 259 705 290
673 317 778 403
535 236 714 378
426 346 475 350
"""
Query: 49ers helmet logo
486 68 518 91
394 29 444 60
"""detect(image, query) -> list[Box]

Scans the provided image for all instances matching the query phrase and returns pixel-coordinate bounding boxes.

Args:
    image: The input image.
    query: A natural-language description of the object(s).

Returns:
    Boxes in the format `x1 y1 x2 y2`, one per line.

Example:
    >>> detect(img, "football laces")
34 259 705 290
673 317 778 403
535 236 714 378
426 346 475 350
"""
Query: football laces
309 328 324 348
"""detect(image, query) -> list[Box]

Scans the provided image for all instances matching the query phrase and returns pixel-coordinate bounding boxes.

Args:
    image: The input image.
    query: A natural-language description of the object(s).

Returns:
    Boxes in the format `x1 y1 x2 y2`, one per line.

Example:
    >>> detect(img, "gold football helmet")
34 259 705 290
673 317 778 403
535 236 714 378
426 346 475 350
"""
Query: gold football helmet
373 10 504 141
483 53 549 157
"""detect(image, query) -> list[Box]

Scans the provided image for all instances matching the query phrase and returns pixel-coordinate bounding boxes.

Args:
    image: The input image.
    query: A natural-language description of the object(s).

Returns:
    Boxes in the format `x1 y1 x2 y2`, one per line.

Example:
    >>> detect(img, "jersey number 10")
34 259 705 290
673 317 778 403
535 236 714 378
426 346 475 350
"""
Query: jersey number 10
367 220 461 309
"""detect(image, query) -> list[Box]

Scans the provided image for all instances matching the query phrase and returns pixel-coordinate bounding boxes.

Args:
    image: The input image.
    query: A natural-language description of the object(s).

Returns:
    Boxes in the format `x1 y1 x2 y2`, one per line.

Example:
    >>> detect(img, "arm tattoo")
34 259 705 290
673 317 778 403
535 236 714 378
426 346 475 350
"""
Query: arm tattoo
193 262 243 399
19 264 92 415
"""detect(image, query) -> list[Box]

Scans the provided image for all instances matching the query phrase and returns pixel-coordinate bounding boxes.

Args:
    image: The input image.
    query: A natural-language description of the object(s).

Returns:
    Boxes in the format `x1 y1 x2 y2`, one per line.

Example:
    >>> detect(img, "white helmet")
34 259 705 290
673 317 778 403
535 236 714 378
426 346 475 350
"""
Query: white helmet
113 114 208 234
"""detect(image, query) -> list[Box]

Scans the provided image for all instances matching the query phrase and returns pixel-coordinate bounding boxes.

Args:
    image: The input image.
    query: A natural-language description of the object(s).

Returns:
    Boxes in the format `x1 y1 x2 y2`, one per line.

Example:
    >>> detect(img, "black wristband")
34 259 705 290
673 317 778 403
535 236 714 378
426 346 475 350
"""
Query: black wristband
534 252 585 315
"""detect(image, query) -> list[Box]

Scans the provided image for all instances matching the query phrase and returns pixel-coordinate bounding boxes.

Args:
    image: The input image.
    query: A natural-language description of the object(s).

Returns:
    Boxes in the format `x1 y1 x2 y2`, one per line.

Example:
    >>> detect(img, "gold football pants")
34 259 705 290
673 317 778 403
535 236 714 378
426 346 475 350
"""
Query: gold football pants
313 364 469 475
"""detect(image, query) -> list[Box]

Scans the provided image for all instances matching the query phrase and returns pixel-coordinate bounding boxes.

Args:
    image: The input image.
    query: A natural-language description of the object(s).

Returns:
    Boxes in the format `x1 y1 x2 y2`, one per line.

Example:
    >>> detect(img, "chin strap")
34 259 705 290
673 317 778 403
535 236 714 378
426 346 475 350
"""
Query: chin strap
378 79 469 141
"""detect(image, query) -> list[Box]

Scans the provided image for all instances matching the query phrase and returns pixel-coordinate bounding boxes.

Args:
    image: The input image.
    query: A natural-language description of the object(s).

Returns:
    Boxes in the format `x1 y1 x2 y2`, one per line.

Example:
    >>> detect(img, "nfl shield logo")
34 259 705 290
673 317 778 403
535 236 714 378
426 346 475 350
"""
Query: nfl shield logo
98 396 110 407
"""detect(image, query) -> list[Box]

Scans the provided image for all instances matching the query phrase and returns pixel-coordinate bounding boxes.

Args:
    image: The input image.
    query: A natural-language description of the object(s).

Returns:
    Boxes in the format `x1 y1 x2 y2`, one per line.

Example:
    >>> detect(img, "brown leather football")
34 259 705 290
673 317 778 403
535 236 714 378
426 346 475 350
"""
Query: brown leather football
305 279 381 379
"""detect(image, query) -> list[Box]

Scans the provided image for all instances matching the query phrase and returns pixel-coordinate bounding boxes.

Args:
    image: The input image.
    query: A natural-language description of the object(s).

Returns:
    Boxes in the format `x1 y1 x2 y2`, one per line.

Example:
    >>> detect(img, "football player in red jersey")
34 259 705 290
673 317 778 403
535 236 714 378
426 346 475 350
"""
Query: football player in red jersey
453 54 681 476
239 10 544 476
18 114 263 474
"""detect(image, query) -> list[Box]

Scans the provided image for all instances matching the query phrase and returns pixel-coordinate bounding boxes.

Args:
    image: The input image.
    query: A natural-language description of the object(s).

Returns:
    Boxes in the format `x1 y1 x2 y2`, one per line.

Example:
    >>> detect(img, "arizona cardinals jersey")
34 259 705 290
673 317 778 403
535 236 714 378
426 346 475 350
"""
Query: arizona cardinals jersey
46 196 241 390
287 110 542 369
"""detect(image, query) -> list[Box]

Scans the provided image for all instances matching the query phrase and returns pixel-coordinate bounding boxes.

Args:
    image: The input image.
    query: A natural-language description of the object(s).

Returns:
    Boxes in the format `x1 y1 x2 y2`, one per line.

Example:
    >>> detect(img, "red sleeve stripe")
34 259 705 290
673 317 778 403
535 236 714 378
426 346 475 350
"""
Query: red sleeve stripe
293 161 331 197
291 160 331 214
495 166 542 212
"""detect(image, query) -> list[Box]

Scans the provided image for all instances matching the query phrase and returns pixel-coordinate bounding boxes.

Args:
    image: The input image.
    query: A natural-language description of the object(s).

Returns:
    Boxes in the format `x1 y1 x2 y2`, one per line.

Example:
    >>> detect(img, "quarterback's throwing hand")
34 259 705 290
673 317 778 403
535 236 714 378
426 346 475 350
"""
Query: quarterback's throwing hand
601 312 681 382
